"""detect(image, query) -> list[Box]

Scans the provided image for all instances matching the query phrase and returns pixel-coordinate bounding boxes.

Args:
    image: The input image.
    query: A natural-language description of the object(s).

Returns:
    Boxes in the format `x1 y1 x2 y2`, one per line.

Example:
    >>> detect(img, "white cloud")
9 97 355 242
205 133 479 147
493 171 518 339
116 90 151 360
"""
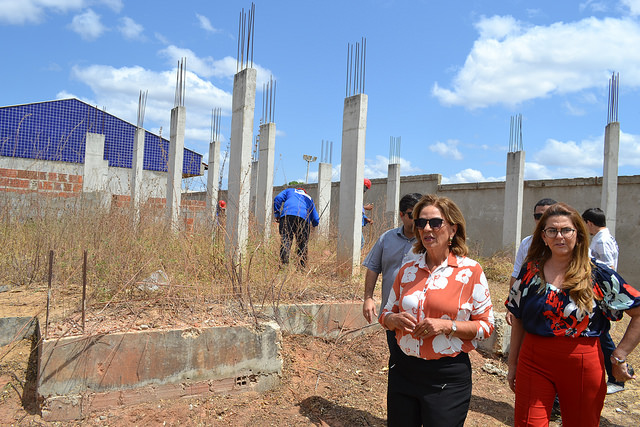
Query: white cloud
623 0 640 15
118 16 143 40
196 13 219 33
98 0 123 13
441 168 503 184
69 9 106 40
362 155 421 179
69 63 233 146
524 130 640 179
158 45 274 88
432 16 640 109
580 1 609 13
0 0 83 24
429 140 463 160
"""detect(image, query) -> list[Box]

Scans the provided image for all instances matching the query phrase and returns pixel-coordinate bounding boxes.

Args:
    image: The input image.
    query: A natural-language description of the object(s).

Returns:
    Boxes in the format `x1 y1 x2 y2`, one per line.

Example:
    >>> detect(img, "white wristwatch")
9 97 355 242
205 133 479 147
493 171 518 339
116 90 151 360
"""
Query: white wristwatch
448 320 457 339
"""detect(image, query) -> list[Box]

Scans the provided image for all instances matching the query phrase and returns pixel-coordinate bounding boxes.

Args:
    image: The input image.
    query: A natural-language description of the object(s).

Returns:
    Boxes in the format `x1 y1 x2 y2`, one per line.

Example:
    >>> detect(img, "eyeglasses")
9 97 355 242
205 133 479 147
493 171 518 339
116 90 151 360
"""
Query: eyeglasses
414 217 445 230
543 227 576 238
404 211 413 219
533 213 543 220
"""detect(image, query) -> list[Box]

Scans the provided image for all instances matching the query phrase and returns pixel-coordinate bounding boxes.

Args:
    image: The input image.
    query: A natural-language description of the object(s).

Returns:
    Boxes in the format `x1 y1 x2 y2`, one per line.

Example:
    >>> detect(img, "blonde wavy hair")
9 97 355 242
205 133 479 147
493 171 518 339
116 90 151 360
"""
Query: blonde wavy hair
525 202 596 313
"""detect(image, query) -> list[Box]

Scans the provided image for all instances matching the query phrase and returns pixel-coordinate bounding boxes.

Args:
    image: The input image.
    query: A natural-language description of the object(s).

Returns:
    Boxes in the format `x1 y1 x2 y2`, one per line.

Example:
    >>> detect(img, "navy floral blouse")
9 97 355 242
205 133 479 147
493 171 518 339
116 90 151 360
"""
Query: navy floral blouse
505 259 640 337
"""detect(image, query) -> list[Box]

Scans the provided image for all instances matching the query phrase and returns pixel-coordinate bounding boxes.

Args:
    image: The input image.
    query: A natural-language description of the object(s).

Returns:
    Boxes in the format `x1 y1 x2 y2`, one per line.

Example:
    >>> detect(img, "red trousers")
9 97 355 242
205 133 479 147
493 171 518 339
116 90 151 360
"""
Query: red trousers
514 333 606 427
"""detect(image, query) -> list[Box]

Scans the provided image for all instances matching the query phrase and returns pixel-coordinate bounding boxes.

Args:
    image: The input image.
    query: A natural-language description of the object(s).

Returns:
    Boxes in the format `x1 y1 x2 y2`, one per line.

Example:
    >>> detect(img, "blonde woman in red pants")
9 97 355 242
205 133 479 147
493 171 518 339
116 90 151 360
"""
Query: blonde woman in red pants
506 203 640 426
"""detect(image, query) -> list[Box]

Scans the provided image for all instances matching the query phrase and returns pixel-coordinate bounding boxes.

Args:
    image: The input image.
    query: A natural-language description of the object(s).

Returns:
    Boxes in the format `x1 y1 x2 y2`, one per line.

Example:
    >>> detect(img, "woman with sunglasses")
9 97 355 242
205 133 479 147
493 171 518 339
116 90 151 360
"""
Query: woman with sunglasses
506 202 640 426
379 194 495 427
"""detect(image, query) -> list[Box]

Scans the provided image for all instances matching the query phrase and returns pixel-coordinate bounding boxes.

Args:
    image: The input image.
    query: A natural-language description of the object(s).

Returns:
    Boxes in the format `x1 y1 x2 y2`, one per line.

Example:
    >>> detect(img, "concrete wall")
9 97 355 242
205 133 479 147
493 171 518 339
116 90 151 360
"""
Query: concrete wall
38 322 282 421
259 174 640 286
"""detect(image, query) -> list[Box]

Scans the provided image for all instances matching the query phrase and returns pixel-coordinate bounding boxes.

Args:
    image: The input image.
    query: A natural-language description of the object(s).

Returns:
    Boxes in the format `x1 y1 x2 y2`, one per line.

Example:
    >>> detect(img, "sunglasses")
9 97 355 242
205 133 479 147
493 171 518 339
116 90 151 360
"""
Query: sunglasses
533 213 543 220
404 211 413 219
414 217 445 230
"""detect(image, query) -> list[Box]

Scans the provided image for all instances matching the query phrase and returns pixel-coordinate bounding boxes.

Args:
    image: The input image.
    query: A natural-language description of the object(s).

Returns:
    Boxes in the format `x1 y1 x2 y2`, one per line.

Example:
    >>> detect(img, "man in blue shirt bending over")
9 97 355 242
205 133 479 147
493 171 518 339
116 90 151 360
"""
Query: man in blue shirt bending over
273 188 320 269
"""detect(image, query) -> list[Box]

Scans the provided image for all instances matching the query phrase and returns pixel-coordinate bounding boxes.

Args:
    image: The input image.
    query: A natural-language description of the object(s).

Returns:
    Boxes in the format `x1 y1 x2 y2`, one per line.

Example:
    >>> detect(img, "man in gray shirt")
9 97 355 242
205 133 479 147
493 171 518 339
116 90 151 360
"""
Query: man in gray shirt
362 193 422 362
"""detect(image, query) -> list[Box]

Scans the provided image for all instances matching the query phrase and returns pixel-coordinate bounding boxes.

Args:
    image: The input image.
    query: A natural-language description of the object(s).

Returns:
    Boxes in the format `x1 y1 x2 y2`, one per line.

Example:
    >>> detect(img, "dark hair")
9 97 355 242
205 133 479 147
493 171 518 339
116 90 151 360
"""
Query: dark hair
412 194 468 256
526 202 594 313
399 193 422 212
534 198 557 212
582 208 606 228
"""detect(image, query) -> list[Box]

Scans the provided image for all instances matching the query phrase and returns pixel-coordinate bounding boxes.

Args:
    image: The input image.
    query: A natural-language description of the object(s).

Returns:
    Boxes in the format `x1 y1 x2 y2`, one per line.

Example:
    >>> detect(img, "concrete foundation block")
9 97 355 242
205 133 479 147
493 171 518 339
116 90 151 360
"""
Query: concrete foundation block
478 312 511 356
265 302 377 339
38 321 282 421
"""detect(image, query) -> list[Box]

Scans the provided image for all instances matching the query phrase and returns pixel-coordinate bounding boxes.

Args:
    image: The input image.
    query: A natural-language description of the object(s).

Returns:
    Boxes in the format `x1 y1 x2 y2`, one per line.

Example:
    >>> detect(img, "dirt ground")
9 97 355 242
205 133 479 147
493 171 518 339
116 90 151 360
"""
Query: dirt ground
2 285 640 426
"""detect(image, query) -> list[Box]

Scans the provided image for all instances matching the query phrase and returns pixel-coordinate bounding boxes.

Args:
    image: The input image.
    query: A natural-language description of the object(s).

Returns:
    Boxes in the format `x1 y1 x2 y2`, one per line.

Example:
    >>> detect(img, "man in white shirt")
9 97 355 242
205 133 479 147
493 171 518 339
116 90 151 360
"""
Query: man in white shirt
583 207 623 394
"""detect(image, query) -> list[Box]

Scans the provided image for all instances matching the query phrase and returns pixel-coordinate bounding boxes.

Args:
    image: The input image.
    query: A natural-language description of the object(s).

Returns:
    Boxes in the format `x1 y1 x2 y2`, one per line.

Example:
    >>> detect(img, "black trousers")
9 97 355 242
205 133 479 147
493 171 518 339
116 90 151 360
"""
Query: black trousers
279 215 310 267
387 350 472 427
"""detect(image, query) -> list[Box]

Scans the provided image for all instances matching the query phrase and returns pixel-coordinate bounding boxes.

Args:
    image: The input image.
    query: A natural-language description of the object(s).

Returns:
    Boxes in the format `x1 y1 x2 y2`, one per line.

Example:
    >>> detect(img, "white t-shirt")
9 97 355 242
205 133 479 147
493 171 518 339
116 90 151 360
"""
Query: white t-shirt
512 235 533 278
589 228 619 270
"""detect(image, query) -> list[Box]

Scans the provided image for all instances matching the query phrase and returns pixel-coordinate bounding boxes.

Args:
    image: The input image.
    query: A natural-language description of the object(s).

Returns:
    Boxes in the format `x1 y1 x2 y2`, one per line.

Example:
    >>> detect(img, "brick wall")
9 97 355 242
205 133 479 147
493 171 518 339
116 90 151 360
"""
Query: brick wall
0 167 83 198
111 194 206 232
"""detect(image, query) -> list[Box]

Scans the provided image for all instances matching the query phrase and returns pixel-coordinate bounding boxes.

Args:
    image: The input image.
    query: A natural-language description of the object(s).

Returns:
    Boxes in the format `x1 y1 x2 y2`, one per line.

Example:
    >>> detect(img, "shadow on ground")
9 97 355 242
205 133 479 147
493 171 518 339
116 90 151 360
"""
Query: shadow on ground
469 395 514 425
299 396 386 426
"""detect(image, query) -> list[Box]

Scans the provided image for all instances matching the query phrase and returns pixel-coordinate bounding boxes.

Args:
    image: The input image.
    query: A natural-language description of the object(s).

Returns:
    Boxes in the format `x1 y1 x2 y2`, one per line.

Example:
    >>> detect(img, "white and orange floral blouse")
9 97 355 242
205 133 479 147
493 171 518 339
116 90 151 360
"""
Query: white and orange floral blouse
380 252 494 360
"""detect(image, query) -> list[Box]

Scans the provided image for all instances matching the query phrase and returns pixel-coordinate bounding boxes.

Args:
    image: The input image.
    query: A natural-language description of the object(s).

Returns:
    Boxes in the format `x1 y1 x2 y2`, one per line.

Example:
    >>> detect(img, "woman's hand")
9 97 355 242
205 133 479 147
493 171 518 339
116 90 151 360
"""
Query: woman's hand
412 318 452 338
612 362 636 383
507 366 517 393
385 312 417 333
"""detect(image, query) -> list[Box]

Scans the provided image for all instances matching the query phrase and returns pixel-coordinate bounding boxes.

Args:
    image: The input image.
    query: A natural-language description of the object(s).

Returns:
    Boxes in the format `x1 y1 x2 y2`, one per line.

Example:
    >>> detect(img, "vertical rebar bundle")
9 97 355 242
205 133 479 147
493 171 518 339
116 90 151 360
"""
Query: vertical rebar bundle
345 37 367 97
136 90 148 130
262 75 276 124
236 3 256 72
174 57 187 108
320 140 333 164
389 136 401 165
509 114 523 153
252 134 259 162
210 108 222 142
608 71 619 124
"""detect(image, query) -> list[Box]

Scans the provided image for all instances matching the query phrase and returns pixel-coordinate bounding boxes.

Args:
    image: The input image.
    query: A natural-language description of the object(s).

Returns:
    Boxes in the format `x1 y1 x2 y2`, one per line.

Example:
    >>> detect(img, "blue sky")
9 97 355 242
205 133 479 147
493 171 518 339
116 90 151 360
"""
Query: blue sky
2 0 640 189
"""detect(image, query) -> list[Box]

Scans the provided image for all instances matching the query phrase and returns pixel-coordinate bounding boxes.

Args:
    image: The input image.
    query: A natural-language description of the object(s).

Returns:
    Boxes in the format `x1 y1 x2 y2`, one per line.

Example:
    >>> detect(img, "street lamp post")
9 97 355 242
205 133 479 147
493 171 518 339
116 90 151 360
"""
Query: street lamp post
303 154 317 184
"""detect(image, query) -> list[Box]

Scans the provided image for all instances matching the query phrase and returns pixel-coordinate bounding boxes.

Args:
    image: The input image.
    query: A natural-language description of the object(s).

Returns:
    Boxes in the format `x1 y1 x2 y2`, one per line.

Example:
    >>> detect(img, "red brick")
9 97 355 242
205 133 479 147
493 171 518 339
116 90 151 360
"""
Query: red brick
0 168 18 178
43 181 53 191
153 384 185 400
48 172 57 181
57 174 68 182
16 170 39 179
72 183 82 192
63 183 72 192
11 178 29 188
182 381 210 397
54 182 61 190
86 391 121 410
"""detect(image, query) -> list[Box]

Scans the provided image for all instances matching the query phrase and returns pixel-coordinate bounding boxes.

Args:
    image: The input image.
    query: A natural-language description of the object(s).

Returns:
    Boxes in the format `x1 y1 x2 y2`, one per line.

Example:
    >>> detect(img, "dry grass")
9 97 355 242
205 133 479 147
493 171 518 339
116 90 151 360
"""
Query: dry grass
0 194 516 333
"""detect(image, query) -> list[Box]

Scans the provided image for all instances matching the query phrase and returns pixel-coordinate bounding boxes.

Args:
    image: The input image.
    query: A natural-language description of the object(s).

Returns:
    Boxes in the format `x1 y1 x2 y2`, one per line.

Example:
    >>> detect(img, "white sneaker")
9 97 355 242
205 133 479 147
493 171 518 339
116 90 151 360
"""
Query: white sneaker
606 382 625 394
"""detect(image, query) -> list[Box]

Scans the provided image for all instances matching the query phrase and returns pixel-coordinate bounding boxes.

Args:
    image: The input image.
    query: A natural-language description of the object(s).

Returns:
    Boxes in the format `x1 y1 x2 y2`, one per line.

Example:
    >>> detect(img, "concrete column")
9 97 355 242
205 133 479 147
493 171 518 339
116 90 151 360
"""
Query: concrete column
226 68 257 262
249 160 258 217
386 163 401 228
166 106 186 231
337 94 368 277
256 122 276 240
206 139 221 223
602 122 619 235
83 132 110 207
131 128 145 223
502 150 525 254
317 162 332 238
